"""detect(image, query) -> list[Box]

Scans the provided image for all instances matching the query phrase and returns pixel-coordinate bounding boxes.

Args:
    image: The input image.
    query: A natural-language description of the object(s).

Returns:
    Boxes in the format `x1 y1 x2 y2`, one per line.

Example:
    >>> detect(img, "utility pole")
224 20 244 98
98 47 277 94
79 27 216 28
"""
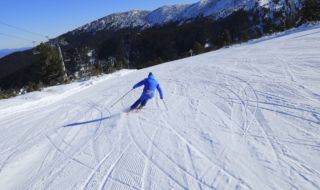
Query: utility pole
55 40 68 82
189 49 194 56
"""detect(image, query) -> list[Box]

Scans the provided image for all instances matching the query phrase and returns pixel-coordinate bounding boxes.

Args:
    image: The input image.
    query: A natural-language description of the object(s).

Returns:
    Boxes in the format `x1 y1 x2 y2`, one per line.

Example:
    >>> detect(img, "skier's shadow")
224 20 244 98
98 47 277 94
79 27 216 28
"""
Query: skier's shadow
63 114 117 127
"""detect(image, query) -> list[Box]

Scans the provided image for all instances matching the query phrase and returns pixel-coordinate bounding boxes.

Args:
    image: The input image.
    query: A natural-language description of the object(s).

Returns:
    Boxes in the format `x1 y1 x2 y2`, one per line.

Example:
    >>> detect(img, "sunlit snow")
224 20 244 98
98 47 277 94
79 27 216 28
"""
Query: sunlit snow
0 24 320 190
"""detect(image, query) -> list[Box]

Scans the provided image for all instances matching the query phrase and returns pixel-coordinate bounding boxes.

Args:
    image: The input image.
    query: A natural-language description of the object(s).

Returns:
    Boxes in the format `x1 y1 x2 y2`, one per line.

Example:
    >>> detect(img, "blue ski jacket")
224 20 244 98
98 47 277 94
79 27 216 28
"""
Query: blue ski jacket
133 73 164 99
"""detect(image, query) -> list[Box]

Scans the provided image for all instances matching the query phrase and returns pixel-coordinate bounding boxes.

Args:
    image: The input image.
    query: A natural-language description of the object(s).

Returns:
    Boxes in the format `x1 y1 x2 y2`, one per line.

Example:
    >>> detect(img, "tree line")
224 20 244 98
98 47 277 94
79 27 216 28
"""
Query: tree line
1 0 319 99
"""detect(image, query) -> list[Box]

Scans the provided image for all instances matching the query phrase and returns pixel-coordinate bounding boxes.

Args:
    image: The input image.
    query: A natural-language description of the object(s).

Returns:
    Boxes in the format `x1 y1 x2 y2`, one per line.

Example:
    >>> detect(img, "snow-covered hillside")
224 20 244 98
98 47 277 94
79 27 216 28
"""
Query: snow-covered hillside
76 0 303 32
77 10 150 32
1 24 320 190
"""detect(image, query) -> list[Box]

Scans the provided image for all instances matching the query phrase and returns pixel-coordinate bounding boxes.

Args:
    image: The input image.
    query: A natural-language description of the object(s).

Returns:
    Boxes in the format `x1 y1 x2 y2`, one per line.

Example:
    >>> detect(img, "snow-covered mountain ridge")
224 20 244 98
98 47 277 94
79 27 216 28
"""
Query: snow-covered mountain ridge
77 0 303 32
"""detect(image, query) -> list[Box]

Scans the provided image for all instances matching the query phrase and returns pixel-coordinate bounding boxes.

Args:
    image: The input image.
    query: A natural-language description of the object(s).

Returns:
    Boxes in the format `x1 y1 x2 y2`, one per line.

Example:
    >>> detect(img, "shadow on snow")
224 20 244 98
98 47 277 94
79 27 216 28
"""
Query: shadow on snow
63 114 119 127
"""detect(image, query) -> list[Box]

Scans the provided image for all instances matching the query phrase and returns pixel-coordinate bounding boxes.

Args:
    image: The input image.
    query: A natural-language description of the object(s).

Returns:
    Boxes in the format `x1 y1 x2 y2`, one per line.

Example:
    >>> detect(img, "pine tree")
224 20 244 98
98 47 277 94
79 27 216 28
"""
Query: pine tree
223 29 232 45
302 0 320 21
240 30 249 42
37 43 64 85
91 64 103 76
193 41 205 54
117 58 129 69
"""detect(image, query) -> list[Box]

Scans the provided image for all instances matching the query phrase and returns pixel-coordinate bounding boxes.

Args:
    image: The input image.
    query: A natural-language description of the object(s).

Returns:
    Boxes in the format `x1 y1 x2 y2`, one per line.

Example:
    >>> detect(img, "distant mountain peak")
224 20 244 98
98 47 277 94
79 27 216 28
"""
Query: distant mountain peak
199 0 214 6
145 4 190 25
0 47 31 58
76 10 150 32
74 0 303 33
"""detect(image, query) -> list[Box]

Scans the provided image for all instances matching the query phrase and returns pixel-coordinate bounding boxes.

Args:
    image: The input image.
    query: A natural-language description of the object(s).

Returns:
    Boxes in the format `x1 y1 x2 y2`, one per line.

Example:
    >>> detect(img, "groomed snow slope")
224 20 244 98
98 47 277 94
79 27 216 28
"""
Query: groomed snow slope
1 24 320 190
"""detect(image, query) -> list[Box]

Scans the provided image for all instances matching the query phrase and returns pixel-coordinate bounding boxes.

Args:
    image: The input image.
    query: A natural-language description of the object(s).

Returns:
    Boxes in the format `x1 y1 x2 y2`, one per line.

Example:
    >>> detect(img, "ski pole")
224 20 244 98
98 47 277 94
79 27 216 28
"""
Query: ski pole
110 89 133 108
162 99 168 111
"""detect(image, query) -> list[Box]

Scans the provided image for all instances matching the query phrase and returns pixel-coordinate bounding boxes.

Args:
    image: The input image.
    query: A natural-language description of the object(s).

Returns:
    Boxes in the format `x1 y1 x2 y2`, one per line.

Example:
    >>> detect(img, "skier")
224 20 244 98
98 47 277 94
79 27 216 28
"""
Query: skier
130 72 163 111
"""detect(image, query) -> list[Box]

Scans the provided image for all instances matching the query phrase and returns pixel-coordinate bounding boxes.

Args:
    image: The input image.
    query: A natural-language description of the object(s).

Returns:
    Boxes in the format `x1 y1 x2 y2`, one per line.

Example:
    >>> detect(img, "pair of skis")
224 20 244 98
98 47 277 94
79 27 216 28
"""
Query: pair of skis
131 108 142 113
111 89 168 113
125 106 143 114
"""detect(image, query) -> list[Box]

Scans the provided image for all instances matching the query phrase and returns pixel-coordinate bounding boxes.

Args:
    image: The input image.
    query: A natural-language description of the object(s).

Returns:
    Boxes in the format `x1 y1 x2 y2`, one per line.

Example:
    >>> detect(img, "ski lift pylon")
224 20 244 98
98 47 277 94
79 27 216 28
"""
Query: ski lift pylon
32 41 40 55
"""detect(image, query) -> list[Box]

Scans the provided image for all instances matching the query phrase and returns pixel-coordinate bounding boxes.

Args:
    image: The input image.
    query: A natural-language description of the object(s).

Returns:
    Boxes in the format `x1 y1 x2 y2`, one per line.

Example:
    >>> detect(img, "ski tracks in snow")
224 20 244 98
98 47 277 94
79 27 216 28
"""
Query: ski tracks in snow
1 25 320 190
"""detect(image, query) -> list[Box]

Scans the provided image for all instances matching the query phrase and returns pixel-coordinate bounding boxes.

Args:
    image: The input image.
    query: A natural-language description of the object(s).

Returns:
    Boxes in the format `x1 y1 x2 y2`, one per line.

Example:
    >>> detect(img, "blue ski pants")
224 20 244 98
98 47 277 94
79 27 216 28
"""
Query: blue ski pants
131 94 152 109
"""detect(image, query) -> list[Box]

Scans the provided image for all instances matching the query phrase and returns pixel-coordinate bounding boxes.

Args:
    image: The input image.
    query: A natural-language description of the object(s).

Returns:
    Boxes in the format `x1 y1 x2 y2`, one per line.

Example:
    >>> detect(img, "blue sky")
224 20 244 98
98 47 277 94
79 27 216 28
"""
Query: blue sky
0 0 198 49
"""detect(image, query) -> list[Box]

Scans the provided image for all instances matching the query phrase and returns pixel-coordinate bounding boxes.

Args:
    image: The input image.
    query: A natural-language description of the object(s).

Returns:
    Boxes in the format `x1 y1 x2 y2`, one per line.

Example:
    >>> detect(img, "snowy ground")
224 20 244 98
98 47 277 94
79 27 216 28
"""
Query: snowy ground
0 24 320 190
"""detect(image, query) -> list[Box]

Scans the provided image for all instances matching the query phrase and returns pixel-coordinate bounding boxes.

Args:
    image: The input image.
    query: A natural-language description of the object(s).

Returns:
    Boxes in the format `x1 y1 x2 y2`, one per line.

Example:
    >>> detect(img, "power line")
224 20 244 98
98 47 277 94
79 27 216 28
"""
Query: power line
0 32 35 43
0 20 48 39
